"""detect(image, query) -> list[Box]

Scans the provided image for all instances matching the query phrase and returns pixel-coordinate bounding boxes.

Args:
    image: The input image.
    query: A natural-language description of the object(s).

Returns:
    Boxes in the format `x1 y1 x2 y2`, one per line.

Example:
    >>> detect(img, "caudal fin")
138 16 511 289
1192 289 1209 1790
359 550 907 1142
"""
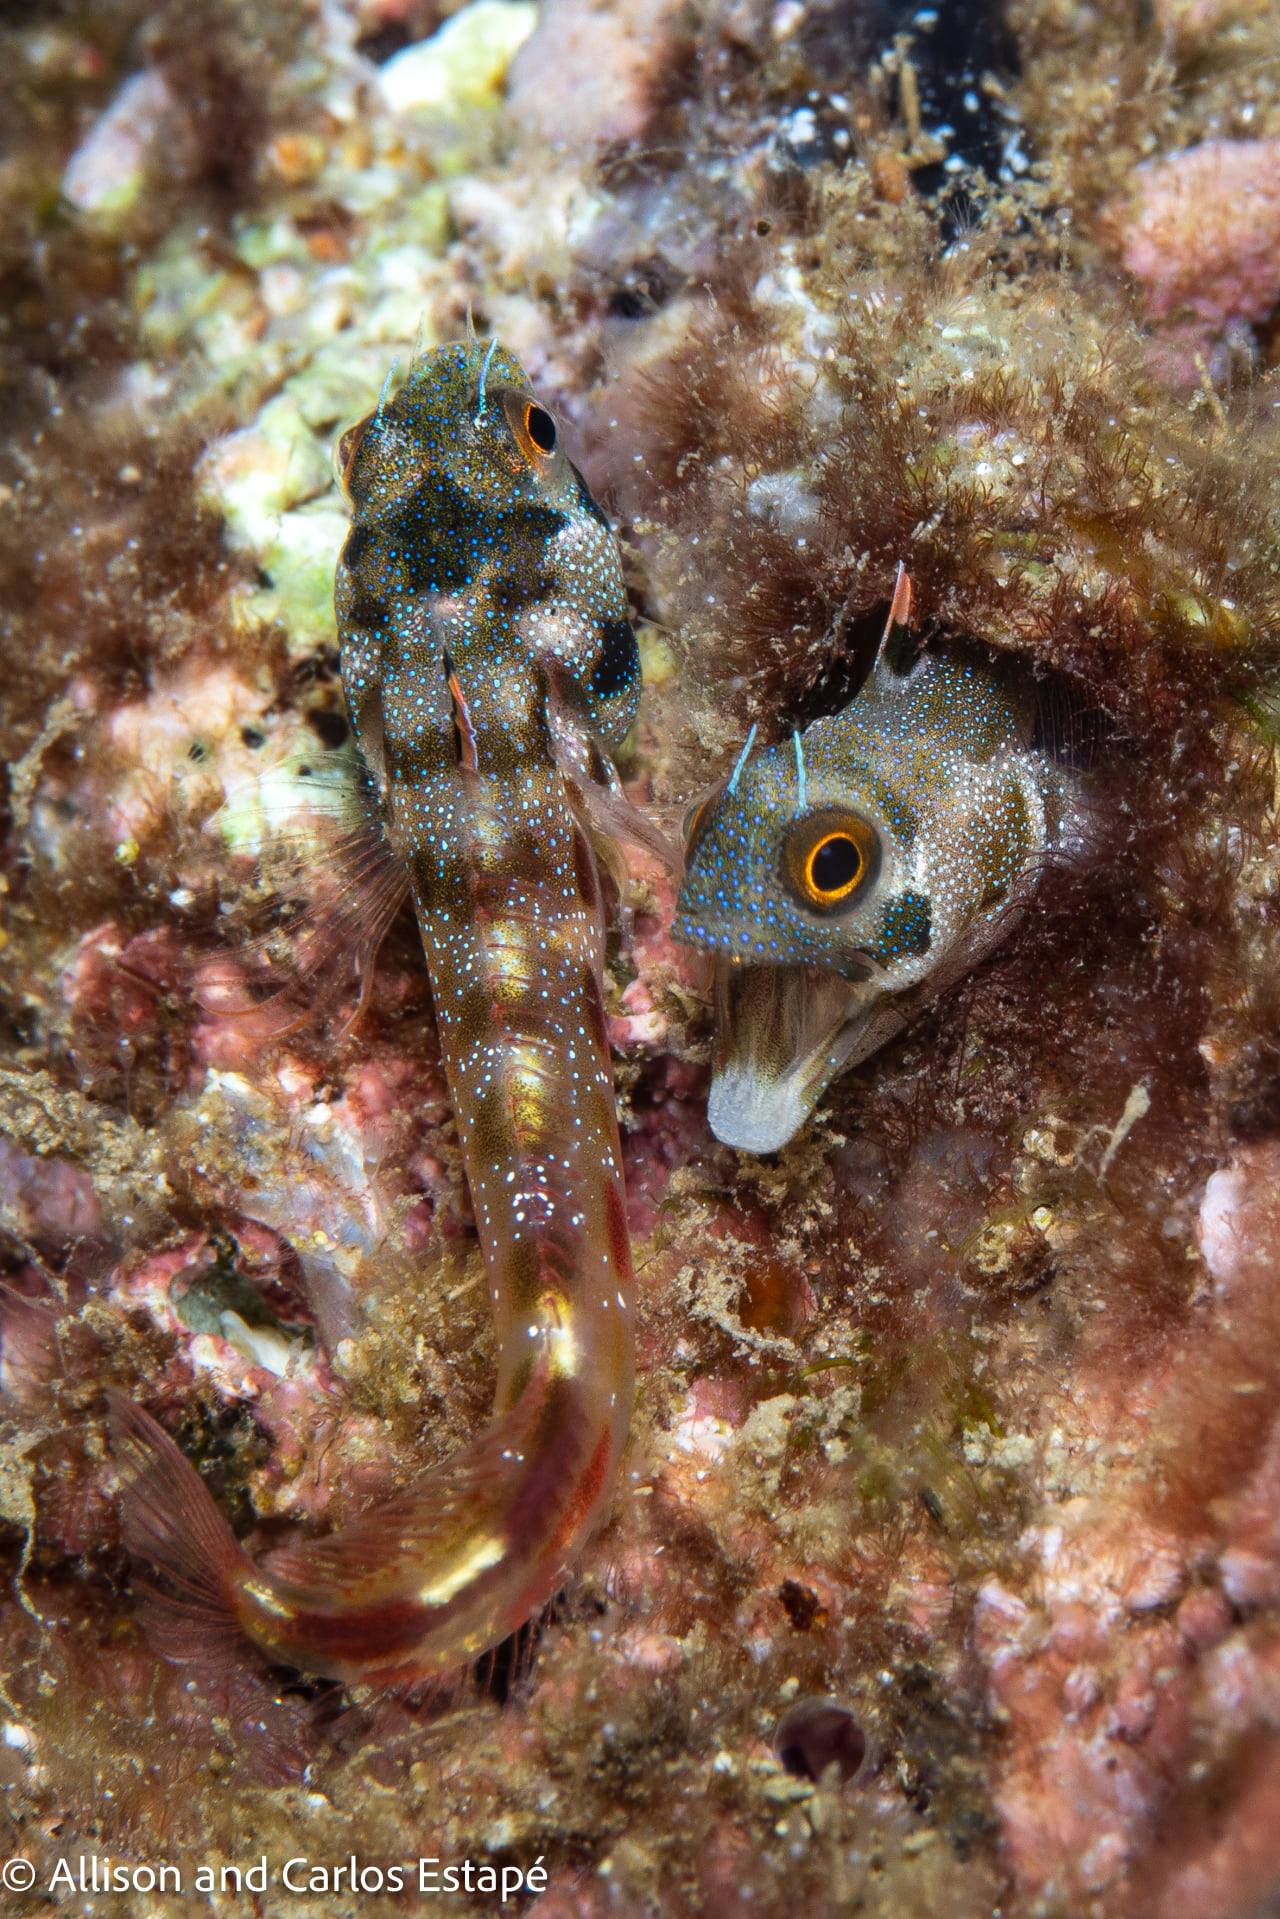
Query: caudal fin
108 1359 619 1688
107 1391 322 1781
106 1390 250 1660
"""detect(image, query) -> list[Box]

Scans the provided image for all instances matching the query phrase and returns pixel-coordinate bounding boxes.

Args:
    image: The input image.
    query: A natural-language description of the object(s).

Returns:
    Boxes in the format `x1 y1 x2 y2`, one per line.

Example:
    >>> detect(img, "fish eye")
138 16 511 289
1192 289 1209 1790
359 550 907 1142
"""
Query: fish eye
502 390 559 462
783 811 881 913
809 834 862 897
524 403 557 454
334 412 374 497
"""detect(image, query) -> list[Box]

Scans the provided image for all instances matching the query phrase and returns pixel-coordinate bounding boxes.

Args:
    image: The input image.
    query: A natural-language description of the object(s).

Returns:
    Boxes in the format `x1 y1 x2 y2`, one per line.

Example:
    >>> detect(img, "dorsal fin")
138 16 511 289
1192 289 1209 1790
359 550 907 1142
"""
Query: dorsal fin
871 562 919 680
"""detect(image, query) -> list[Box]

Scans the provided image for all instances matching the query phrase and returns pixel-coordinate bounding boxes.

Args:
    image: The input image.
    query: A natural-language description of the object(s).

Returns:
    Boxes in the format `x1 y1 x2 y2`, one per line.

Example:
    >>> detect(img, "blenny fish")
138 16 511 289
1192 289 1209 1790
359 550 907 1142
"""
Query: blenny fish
112 340 655 1686
674 574 1081 1153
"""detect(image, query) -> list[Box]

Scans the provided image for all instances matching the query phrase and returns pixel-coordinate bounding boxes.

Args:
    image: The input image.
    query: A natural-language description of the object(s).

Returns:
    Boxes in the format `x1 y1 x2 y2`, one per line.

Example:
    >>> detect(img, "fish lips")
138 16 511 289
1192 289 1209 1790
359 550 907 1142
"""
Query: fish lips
707 957 902 1154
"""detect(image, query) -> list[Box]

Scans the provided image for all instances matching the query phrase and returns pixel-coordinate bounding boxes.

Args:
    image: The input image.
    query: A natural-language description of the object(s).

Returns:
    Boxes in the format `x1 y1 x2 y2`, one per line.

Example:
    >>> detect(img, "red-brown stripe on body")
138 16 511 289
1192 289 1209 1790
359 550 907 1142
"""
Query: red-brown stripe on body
255 1596 438 1667
604 1179 631 1277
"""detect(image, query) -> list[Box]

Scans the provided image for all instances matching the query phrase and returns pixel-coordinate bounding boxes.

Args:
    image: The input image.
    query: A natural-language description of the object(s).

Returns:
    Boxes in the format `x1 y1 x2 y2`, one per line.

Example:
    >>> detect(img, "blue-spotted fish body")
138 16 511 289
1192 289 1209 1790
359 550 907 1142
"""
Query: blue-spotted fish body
675 625 1078 1153
112 341 644 1687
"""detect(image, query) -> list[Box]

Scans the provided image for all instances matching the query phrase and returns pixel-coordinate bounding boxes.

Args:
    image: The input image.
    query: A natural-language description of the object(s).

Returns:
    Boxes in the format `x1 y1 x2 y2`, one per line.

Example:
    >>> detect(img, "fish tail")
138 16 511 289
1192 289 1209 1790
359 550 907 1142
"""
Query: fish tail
109 1360 620 1687
107 1391 254 1660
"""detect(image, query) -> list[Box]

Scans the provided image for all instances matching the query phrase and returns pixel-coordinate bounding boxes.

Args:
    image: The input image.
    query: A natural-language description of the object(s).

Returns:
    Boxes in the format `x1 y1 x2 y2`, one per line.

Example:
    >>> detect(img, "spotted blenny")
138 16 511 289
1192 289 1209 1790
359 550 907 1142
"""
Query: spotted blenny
674 574 1083 1153
112 340 653 1686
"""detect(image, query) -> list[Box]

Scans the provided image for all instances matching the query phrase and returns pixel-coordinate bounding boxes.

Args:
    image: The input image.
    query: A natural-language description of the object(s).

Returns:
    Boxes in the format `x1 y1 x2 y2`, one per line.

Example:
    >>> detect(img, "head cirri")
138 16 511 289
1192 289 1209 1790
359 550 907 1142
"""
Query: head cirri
674 617 1081 1154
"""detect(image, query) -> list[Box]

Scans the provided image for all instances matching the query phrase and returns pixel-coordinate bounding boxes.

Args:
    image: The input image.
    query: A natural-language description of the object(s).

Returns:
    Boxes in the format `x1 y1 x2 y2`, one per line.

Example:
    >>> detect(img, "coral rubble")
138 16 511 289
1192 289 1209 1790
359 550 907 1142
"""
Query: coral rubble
3 0 1280 1914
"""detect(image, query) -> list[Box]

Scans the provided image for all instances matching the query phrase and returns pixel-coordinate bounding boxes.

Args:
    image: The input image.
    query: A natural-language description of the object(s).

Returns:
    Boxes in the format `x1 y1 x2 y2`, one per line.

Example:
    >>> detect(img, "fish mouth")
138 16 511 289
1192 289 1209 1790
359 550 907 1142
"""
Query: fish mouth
707 959 900 1154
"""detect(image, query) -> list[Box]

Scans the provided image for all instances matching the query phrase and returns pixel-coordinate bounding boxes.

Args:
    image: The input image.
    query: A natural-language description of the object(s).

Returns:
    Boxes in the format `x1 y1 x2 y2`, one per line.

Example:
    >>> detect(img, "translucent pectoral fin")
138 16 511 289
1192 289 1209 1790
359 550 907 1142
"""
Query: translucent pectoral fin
208 743 408 1037
545 678 684 880
707 961 906 1154
567 770 685 879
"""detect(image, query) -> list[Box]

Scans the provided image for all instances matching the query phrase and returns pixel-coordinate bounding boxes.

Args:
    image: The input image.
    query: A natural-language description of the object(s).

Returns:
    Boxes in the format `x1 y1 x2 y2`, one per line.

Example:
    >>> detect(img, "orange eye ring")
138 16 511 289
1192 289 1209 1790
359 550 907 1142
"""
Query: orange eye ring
502 390 559 462
805 832 863 901
523 401 557 454
783 810 880 913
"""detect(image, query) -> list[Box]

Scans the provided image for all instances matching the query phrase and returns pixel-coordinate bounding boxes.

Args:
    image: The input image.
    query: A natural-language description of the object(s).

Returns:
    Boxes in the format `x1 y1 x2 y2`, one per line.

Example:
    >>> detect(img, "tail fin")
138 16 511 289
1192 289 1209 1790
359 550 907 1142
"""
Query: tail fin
109 1362 619 1688
107 1392 322 1782
107 1391 250 1659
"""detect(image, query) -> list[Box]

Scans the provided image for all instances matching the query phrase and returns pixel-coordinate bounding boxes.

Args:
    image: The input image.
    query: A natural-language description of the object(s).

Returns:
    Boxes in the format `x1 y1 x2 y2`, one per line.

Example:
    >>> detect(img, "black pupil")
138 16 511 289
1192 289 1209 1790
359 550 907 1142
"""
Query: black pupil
811 835 860 894
526 405 556 453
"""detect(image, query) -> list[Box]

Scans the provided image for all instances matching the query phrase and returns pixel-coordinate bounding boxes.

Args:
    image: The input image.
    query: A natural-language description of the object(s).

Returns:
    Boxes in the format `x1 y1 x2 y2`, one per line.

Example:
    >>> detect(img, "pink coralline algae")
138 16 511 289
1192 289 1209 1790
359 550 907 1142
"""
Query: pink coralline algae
978 1143 1280 1915
1116 137 1280 371
507 0 688 151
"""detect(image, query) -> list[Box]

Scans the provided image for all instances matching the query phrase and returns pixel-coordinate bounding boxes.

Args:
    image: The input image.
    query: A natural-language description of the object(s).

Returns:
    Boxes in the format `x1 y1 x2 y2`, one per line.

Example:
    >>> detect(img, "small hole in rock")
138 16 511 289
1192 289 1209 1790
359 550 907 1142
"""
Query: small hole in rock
774 1698 868 1785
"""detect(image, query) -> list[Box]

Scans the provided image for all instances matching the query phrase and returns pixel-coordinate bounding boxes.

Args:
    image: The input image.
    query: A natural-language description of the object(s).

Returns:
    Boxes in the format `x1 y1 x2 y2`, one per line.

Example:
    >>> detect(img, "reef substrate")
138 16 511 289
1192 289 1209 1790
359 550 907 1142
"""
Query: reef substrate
3 1 1280 1915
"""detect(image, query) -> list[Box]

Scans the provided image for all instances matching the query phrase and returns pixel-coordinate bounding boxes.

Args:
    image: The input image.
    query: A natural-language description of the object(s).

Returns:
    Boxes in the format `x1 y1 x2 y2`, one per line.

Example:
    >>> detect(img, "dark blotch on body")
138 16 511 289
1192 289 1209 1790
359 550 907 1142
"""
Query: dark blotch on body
591 618 640 703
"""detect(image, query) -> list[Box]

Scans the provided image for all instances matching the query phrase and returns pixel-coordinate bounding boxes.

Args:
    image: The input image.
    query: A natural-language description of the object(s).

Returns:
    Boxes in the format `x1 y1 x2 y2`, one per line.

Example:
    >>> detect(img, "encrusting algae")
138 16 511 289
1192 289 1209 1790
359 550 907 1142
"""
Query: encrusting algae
4 1 1280 1915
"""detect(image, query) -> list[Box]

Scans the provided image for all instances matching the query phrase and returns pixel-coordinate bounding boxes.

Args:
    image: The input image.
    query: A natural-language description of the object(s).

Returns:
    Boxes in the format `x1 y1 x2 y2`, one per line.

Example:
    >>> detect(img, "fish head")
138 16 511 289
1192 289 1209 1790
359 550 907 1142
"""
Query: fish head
675 650 1052 1152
